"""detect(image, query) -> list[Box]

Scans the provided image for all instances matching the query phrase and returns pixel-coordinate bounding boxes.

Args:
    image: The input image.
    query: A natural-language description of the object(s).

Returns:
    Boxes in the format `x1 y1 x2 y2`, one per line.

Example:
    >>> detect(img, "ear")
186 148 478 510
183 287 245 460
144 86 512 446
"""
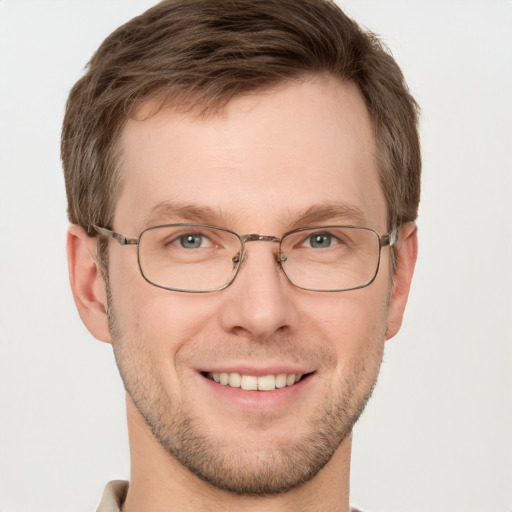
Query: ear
67 225 112 344
386 222 418 340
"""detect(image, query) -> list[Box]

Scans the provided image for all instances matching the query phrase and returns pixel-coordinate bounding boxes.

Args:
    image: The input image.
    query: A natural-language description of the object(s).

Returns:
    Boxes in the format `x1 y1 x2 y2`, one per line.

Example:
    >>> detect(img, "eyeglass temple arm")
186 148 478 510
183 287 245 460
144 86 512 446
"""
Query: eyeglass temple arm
93 225 138 246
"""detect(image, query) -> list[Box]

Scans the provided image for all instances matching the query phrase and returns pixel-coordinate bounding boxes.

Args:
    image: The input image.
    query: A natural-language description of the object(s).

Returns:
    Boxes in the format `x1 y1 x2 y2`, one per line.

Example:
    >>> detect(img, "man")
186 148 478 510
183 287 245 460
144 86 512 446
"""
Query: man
62 0 420 510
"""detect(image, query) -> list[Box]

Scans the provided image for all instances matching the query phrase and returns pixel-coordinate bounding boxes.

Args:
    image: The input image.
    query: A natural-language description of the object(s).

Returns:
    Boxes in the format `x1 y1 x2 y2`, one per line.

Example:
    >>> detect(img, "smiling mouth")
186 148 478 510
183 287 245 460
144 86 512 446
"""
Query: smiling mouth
202 371 312 391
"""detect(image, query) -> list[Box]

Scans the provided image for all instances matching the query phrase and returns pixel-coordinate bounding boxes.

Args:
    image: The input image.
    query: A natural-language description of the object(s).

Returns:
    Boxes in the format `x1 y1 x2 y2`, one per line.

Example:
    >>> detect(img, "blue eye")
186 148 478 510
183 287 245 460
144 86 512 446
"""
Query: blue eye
308 233 332 248
179 234 204 249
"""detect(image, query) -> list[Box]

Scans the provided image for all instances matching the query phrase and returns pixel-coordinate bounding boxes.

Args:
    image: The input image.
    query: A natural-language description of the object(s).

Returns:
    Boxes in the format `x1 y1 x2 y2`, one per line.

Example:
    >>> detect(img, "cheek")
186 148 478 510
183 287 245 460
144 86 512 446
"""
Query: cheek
108 288 213 400
304 285 389 366
111 274 221 364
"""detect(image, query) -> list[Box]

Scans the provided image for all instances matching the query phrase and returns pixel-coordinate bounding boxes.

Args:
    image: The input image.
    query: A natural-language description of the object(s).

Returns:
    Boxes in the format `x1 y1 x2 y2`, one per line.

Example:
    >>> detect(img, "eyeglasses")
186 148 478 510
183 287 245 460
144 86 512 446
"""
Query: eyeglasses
94 223 398 293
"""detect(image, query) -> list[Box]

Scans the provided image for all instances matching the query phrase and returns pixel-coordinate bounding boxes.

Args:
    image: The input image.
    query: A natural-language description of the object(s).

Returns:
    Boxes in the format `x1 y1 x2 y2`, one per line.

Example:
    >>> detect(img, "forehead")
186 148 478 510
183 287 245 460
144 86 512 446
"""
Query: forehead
115 77 386 233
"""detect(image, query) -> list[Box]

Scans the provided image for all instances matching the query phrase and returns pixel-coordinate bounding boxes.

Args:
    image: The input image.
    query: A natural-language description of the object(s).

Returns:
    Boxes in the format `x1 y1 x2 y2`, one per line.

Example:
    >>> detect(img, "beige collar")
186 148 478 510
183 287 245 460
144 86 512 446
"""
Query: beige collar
96 480 364 512
96 480 128 512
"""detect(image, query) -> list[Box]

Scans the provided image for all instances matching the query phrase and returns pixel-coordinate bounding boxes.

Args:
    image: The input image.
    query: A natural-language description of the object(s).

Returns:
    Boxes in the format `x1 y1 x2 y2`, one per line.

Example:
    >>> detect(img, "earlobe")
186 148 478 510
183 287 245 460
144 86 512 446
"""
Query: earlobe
386 222 418 340
67 225 112 344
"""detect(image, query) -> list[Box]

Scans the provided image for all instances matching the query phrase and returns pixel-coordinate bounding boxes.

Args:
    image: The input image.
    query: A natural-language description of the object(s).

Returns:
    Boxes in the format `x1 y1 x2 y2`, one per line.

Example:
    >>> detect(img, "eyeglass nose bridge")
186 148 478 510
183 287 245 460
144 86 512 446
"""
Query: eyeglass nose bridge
241 233 281 243
233 233 287 267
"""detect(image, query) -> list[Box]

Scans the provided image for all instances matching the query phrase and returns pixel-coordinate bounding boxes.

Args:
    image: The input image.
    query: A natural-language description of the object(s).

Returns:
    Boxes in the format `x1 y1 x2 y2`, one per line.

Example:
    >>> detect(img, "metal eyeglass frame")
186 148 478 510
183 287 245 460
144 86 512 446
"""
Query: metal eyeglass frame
93 223 399 293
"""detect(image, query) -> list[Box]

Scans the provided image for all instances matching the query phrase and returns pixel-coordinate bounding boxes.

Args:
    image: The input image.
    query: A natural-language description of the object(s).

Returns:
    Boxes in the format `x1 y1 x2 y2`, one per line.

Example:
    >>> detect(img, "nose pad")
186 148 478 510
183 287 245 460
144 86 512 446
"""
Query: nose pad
276 251 288 264
231 246 246 269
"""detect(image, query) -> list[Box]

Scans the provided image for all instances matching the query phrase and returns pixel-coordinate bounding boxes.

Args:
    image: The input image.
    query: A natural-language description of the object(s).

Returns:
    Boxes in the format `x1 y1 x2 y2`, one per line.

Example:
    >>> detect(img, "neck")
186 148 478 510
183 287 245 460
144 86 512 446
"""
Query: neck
122 396 352 512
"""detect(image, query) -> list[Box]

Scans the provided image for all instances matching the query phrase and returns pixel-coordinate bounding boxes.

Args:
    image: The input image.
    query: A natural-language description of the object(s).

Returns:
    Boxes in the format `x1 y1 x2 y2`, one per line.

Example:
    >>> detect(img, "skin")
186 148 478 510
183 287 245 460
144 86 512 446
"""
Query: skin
67 76 417 512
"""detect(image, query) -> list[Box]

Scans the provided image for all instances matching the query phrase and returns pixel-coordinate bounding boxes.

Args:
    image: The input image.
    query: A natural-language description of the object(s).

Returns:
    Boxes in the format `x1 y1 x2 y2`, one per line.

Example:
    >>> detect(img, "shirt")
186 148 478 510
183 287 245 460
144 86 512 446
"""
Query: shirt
96 480 365 511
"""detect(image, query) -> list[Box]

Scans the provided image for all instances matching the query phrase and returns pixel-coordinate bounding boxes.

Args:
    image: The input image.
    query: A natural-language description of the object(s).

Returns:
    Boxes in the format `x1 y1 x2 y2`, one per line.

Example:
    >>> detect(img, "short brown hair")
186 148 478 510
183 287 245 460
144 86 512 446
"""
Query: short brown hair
62 0 420 236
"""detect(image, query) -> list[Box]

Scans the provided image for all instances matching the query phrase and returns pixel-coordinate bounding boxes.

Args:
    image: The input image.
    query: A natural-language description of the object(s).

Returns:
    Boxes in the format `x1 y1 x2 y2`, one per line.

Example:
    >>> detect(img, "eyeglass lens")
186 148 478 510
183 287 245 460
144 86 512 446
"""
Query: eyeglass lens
137 225 382 292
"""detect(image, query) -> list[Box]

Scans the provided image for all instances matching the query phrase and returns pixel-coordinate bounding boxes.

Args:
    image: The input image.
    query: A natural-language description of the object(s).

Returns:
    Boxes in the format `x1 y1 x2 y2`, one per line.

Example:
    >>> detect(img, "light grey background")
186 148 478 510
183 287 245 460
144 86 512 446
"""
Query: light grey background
0 1 510 511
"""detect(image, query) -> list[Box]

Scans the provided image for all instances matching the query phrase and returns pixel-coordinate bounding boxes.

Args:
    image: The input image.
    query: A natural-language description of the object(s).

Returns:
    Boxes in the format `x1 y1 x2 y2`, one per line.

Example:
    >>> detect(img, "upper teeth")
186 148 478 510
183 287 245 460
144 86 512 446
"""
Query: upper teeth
210 372 303 391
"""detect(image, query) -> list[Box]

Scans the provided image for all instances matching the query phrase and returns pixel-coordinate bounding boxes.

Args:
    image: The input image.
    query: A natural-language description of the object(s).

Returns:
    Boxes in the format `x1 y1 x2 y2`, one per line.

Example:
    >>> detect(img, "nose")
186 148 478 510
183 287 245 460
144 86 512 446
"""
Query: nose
219 241 299 340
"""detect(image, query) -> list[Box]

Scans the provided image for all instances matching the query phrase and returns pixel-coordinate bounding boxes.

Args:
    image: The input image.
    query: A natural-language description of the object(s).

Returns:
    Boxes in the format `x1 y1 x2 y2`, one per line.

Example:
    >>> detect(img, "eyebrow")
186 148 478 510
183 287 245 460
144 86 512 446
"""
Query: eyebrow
141 200 236 229
141 200 368 232
285 202 368 229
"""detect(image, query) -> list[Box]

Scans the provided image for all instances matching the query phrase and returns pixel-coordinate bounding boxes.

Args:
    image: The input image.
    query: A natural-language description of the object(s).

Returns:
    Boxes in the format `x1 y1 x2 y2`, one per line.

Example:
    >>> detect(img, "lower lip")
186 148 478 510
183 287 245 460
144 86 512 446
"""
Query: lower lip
200 373 314 411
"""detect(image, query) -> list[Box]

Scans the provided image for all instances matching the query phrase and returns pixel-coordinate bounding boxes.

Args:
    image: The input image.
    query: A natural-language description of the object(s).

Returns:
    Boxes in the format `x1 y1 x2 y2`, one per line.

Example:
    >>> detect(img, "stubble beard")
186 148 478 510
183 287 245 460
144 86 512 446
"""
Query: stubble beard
106 283 384 496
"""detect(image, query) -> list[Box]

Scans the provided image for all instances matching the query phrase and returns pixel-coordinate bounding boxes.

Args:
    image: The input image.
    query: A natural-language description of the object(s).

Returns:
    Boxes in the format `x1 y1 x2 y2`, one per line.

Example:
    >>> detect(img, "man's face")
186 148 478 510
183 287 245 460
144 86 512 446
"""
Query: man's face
106 77 397 494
